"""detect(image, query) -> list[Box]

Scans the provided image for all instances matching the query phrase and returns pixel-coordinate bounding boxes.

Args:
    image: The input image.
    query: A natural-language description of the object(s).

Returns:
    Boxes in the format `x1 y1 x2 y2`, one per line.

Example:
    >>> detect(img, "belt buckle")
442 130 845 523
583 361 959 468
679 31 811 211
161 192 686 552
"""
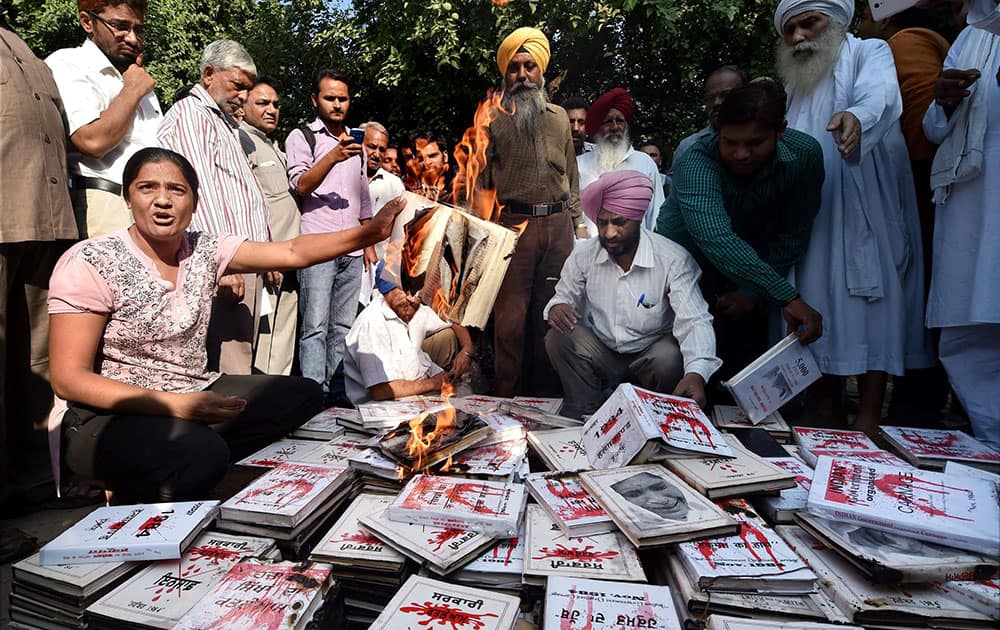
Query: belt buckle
531 203 548 217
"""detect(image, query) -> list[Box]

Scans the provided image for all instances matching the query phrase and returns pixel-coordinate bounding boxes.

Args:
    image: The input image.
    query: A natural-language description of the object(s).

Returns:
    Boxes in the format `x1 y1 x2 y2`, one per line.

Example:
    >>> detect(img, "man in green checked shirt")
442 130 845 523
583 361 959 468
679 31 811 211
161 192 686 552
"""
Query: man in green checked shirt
657 80 824 379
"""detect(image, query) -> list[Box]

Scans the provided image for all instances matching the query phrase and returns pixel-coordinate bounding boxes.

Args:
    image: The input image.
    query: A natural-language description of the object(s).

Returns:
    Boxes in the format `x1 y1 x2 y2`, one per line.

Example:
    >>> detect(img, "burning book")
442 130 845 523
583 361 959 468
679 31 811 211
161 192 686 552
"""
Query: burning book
381 192 519 329
442 438 527 479
377 404 491 472
354 396 450 433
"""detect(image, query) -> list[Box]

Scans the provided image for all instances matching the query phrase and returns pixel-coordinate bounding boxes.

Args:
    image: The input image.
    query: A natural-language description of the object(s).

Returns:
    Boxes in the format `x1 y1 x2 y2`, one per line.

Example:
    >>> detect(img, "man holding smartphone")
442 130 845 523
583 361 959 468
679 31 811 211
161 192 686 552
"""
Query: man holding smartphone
286 69 377 405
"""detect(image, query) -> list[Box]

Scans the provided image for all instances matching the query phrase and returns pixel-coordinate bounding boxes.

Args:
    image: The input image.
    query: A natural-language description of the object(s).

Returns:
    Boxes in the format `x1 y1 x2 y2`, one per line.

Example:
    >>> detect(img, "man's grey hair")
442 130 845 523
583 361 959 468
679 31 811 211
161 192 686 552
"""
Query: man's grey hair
200 40 257 80
360 121 389 137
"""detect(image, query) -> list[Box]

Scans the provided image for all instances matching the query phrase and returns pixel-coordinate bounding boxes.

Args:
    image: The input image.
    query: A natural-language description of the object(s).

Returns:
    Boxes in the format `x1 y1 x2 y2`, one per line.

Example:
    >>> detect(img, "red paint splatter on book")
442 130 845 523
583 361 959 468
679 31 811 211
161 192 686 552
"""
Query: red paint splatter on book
398 601 499 630
738 520 785 569
659 412 715 448
237 477 316 509
188 545 244 564
338 530 382 545
873 473 974 521
531 543 619 562
427 528 466 552
559 585 595 630
544 478 606 521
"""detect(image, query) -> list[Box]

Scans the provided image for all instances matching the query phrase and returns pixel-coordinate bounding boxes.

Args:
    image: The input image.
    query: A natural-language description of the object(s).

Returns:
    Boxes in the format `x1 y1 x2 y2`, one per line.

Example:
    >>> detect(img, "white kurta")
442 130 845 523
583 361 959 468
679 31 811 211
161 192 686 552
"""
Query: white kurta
577 147 665 236
785 34 932 376
923 26 1000 327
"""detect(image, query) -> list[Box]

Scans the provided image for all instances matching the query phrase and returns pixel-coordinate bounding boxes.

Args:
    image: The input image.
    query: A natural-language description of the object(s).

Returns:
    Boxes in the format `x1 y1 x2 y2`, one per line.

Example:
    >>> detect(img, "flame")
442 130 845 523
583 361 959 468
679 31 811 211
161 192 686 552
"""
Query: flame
512 220 528 237
406 381 457 470
454 89 507 222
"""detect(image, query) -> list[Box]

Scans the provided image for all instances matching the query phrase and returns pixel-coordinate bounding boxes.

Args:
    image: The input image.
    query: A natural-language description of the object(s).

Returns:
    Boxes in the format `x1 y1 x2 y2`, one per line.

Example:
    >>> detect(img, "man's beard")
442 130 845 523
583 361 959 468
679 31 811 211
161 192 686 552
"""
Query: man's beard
775 21 847 94
592 128 631 175
502 79 547 137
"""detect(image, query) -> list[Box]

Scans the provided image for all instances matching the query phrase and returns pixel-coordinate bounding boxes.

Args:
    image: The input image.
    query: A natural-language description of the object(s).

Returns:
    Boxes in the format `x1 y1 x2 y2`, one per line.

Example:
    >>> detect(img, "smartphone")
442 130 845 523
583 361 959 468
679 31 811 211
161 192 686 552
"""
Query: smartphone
349 128 365 145
869 0 920 21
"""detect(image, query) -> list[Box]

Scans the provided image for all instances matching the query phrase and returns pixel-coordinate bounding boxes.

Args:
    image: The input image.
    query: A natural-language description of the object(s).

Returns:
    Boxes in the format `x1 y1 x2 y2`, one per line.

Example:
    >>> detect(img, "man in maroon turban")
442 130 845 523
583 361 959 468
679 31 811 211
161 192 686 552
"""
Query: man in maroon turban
577 88 663 236
544 170 720 418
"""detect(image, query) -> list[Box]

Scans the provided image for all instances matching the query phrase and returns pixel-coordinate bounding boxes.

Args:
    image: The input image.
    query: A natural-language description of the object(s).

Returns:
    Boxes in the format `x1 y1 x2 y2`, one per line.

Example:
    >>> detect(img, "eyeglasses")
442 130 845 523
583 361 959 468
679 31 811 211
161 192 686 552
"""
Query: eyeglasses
88 11 145 39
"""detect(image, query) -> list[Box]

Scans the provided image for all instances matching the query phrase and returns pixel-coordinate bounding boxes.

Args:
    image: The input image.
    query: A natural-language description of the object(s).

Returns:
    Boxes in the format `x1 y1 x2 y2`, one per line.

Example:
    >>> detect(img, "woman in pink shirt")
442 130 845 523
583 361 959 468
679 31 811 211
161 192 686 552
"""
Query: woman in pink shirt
48 147 403 502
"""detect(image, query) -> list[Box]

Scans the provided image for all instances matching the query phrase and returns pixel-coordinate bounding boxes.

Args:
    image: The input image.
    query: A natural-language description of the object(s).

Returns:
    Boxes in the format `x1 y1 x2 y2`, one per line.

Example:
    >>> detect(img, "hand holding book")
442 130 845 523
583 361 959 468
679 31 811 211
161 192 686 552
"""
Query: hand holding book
782 296 822 344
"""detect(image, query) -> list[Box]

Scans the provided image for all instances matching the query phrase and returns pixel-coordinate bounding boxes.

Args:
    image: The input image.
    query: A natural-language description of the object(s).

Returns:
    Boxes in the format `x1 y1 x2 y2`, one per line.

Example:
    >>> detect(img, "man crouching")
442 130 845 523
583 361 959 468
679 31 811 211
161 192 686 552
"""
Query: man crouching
544 171 721 418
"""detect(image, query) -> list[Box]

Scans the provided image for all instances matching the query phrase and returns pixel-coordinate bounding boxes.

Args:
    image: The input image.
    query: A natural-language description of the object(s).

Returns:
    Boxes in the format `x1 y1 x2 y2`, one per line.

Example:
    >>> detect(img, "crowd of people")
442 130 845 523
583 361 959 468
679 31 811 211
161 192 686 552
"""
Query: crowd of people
1 0 998 530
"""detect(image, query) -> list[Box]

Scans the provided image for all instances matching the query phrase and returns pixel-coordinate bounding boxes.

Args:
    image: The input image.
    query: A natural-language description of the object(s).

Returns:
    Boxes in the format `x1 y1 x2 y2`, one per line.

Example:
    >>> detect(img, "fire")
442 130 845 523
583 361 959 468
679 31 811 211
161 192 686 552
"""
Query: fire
406 381 458 470
454 90 507 222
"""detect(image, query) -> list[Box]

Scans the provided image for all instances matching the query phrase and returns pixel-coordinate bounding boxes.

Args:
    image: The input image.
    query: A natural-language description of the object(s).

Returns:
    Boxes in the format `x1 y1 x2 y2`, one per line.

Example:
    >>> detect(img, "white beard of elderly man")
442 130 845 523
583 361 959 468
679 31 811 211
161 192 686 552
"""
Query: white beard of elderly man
773 0 933 436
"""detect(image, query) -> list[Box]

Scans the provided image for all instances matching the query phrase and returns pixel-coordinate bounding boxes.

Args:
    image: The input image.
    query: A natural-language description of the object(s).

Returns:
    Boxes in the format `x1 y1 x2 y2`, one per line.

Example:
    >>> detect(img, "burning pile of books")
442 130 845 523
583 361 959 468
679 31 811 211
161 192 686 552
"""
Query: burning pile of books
17 381 1000 630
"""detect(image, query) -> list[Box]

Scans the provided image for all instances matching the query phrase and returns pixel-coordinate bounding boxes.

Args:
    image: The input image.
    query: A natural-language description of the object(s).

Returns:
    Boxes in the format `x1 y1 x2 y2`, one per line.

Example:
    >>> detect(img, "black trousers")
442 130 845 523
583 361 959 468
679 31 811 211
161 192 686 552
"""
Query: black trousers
62 375 323 503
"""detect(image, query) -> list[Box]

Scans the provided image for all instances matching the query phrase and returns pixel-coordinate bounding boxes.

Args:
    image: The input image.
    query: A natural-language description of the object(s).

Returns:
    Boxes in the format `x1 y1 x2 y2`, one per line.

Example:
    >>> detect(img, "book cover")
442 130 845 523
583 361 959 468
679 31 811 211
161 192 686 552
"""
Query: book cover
39 501 218 565
293 437 367 467
221 463 349 528
87 530 275 628
369 574 521 630
235 439 323 468
757 457 813 523
291 407 355 440
476 413 527 446
794 511 998 584
800 448 908 469
945 460 1000 481
542 576 682 630
524 472 614 536
793 428 878 454
360 507 496 575
512 396 564 414
724 333 821 424
664 434 796 498
881 426 1000 470
389 474 526 537
523 505 646 582
448 439 527 477
711 405 790 436
172 559 332 630
459 525 525 577
527 427 591 473
310 494 406 567
578 465 738 547
777 525 993 625
347 447 407 481
934 579 1000 620
807 456 1000 555
13 552 137 599
357 396 450 428
675 499 816 593
453 395 507 414
583 384 732 469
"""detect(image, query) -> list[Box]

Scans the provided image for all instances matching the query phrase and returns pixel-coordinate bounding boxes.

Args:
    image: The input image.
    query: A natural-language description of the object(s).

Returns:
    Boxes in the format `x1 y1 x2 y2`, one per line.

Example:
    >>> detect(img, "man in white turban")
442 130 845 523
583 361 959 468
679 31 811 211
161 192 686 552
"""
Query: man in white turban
774 0 933 435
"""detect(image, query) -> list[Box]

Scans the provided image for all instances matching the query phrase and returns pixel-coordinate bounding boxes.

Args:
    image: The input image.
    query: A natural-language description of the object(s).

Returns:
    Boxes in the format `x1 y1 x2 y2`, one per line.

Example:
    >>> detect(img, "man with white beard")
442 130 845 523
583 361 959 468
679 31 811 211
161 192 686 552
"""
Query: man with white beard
577 88 664 236
774 0 933 435
482 27 581 397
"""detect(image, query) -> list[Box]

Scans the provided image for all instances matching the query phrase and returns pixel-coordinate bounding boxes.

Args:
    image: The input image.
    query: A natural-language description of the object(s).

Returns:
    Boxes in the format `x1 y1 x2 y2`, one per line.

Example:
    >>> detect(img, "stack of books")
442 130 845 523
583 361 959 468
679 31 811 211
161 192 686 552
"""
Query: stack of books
347 447 408 494
370 574 521 630
291 406 355 440
216 462 353 556
351 396 449 433
675 499 817 594
756 457 814 524
388 474 526 538
9 553 141 629
524 471 614 536
704 615 863 629
451 526 525 592
792 428 906 467
39 501 218 565
309 494 410 627
522 505 646 585
712 405 791 442
171 558 334 629
526 426 591 472
86 530 277 629
578 464 739 547
880 426 1000 472
444 438 528 480
664 434 797 498
234 438 323 468
542 576 682 630
292 433 370 468
582 384 733 469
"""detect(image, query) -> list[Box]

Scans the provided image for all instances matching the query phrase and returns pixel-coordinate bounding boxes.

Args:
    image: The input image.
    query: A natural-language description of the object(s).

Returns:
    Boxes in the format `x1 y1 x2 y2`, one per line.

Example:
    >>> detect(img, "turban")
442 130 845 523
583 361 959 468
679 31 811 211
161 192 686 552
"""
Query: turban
581 170 654 226
585 88 635 137
496 27 551 76
374 260 398 295
774 0 854 34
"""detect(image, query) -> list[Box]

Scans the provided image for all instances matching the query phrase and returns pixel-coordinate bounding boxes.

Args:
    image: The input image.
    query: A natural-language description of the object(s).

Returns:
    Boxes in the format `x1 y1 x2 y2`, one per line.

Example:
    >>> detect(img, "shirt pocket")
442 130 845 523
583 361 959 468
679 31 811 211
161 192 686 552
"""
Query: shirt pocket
624 296 666 339
255 161 292 196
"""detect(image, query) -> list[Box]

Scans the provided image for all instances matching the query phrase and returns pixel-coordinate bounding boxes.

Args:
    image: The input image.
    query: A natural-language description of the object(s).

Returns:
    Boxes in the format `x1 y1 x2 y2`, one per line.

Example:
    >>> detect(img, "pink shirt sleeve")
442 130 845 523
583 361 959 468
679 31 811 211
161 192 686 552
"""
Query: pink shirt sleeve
48 246 115 315
216 234 249 280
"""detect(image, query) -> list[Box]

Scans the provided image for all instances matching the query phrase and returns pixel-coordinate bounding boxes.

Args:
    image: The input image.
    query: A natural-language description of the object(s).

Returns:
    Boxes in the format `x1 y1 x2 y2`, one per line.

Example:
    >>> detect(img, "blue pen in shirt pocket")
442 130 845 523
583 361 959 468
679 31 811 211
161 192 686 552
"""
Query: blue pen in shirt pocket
636 293 656 309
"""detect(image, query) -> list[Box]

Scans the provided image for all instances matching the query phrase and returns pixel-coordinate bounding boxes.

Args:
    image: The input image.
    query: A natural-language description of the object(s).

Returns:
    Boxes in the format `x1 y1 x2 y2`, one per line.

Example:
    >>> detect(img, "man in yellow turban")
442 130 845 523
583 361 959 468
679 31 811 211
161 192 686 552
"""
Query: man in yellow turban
483 27 585 398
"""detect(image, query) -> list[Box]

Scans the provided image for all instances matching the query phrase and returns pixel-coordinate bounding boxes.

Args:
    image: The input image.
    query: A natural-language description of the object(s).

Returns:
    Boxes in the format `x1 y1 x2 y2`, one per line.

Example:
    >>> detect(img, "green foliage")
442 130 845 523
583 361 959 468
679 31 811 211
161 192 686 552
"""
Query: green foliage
11 0 792 151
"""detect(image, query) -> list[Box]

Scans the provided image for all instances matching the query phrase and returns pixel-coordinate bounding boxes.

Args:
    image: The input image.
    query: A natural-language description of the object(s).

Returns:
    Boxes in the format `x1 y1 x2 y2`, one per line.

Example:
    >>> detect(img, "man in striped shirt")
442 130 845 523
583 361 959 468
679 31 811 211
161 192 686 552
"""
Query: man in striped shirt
657 81 823 380
158 40 270 375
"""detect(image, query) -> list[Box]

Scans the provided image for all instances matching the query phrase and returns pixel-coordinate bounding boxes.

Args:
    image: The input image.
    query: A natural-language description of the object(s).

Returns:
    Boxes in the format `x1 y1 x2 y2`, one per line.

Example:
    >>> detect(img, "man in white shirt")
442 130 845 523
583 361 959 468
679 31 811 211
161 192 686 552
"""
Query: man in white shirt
344 264 475 404
359 121 407 304
46 0 161 238
577 88 664 235
544 170 720 419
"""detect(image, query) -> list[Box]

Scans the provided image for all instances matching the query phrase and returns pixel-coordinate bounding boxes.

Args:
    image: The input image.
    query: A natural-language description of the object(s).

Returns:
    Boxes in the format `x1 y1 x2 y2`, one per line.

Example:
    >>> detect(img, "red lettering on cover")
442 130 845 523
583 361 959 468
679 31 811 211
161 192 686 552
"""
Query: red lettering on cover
427 528 466 552
873 473 975 521
531 543 619 563
399 601 499 630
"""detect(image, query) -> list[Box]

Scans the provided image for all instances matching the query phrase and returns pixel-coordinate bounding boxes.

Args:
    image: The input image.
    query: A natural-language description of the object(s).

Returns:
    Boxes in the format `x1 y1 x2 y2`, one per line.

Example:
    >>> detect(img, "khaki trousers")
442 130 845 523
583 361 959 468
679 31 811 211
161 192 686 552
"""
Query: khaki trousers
207 274 263 375
70 188 131 238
